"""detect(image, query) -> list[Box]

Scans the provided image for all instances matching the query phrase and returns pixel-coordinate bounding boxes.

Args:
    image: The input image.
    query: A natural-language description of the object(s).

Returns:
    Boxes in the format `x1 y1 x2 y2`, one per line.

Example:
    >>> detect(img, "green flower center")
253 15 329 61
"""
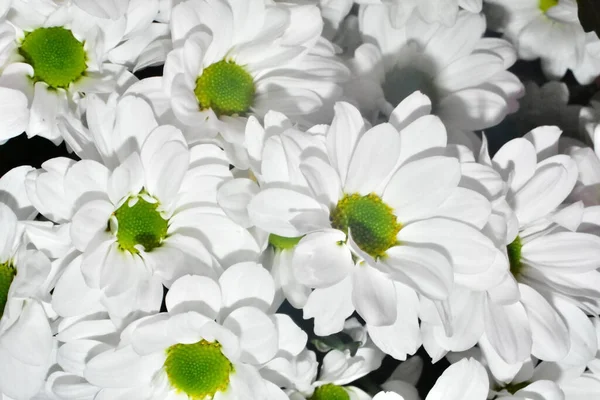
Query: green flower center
507 236 523 278
164 340 233 398
0 262 16 319
539 0 558 13
331 193 401 259
310 384 350 400
112 195 168 253
194 60 255 116
18 27 87 89
384 66 439 110
268 233 303 250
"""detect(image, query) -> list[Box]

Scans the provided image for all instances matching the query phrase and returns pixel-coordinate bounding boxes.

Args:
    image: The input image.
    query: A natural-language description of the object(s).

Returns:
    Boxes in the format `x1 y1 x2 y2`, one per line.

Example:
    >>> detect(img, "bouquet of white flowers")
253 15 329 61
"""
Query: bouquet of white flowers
1 1 600 399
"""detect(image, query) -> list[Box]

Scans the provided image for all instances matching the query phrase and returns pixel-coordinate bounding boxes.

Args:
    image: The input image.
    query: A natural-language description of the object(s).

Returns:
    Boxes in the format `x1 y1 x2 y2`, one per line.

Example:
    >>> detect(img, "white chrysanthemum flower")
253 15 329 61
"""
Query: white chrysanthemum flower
0 0 168 145
26 95 259 320
484 0 599 83
83 265 305 399
355 0 482 27
375 358 489 400
246 96 501 345
0 167 56 400
354 8 522 148
129 0 349 168
264 318 384 400
466 129 600 379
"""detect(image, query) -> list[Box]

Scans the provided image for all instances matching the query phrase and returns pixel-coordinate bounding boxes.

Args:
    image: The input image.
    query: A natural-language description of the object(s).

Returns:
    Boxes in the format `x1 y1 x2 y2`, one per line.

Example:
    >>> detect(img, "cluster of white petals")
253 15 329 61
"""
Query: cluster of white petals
1 0 600 399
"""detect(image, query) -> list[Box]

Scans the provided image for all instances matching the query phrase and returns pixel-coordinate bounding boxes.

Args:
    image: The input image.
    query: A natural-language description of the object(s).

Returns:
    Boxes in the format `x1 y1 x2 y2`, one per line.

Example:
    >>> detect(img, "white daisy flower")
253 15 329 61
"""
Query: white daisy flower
26 95 260 320
375 357 489 400
247 96 501 344
84 265 306 399
469 129 600 378
128 0 349 168
263 317 384 400
355 0 483 27
354 8 523 148
484 0 599 83
0 0 167 145
0 167 56 400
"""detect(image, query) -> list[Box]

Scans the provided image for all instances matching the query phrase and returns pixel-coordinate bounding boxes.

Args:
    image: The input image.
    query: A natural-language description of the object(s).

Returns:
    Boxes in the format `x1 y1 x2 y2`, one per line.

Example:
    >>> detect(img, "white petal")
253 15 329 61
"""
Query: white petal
248 188 329 237
300 156 342 209
217 178 259 228
388 91 432 132
223 306 278 364
352 264 397 326
483 299 532 365
510 156 577 225
344 123 401 195
381 245 453 300
304 276 354 336
519 284 569 361
70 199 114 252
398 218 498 275
438 88 507 131
326 102 366 186
426 358 489 400
219 262 275 313
292 229 353 288
396 115 447 166
166 274 222 319
492 138 537 193
85 346 164 388
523 232 600 273
383 157 460 223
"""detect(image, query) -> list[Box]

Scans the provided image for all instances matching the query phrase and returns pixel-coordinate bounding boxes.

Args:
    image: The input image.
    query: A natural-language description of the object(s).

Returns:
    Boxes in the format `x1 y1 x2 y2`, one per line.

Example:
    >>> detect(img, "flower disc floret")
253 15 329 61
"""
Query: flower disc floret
164 340 233 398
508 236 523 278
269 233 303 250
539 0 558 13
113 196 168 253
194 60 255 116
18 27 87 89
331 193 401 259
310 384 350 400
0 262 16 318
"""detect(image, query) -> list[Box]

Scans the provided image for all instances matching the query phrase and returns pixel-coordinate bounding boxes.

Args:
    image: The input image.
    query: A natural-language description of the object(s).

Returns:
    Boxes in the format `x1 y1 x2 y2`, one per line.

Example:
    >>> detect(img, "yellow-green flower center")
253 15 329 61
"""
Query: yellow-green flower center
18 27 87 89
194 60 255 116
112 195 168 253
268 233 303 250
164 340 233 398
539 0 558 13
310 384 350 400
507 236 523 278
331 193 401 259
0 261 16 318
